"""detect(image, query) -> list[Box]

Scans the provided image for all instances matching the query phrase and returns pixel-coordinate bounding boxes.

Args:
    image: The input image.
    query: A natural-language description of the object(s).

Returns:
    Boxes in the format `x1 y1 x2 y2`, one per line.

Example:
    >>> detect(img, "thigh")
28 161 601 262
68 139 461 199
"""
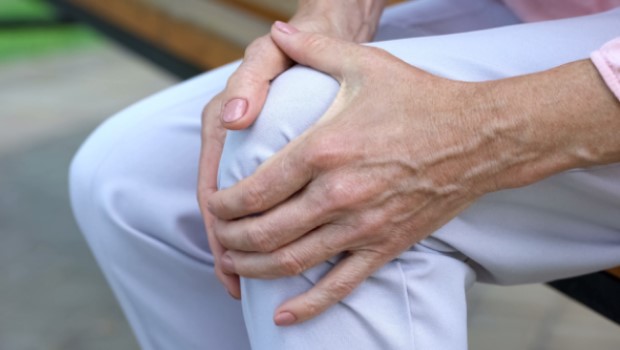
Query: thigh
379 9 620 283
434 164 620 285
70 3 506 348
70 62 254 350
73 61 240 261
369 8 620 284
376 0 520 40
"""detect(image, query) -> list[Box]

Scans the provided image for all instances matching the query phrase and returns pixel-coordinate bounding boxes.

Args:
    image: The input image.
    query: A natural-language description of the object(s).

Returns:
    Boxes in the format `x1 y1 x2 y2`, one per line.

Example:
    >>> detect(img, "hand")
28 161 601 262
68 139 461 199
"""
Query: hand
197 1 387 298
208 23 620 325
208 23 505 325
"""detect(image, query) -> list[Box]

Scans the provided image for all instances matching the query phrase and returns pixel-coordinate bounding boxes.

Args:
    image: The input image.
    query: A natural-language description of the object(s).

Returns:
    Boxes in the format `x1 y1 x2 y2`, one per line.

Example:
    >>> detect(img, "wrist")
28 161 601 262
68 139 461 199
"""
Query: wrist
476 60 620 192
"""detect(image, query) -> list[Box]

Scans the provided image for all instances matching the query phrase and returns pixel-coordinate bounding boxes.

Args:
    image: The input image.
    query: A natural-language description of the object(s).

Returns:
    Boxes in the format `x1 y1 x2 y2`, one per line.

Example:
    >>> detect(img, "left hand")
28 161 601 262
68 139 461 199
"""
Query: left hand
207 22 550 326
197 1 386 299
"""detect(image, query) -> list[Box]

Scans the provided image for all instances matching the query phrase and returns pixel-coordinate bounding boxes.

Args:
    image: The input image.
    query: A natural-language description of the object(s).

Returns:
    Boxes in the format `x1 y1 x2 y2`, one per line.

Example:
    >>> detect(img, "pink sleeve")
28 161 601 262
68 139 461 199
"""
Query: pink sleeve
591 38 620 101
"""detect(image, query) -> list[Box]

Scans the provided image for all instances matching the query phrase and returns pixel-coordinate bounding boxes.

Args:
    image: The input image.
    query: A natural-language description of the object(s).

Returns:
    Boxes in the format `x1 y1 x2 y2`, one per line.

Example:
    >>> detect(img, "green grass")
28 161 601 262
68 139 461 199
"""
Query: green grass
0 0 100 62
0 0 51 19
0 27 99 61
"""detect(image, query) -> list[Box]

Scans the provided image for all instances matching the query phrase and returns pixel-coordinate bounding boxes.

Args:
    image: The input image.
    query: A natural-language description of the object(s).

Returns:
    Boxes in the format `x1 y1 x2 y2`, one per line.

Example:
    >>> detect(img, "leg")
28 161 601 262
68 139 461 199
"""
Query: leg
376 0 520 40
218 8 620 350
70 1 488 347
70 62 253 350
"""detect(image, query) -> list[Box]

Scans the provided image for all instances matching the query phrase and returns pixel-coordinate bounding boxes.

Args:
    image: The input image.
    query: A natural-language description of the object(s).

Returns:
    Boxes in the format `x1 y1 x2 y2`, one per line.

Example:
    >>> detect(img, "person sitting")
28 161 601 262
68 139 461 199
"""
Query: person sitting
70 0 620 349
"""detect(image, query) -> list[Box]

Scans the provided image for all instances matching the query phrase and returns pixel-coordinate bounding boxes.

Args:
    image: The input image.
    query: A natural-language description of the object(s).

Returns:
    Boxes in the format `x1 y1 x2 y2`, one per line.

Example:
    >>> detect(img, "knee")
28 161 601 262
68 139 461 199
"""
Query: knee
70 106 200 241
218 65 339 189
71 98 207 256
69 111 137 241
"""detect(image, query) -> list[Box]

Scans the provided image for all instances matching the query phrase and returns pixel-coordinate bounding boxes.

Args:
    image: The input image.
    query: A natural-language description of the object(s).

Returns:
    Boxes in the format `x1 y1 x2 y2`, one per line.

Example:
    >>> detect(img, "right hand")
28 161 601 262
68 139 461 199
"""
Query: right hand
198 0 387 298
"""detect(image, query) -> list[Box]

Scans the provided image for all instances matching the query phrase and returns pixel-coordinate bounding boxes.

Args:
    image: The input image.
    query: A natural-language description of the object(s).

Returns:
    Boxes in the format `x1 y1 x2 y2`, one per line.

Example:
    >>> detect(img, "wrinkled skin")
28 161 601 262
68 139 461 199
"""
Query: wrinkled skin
208 22 620 326
197 1 386 299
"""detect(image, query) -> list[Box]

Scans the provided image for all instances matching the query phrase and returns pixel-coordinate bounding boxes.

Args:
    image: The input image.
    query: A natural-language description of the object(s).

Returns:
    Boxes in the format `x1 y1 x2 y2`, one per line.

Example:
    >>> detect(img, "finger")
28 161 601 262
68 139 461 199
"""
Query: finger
213 184 333 252
197 96 241 298
273 251 385 326
207 139 313 220
204 216 242 299
203 205 243 298
220 222 358 278
220 36 292 130
198 96 226 201
270 21 359 81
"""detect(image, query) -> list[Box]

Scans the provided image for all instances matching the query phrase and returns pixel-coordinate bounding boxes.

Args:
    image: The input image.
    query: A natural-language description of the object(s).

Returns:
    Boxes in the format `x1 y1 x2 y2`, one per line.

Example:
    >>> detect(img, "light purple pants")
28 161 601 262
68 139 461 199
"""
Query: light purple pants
70 1 620 349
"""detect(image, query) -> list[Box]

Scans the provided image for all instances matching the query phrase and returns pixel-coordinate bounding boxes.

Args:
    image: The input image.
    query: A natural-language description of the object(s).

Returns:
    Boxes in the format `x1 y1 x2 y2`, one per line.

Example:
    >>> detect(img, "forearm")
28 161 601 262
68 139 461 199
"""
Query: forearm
480 60 620 191
294 0 387 42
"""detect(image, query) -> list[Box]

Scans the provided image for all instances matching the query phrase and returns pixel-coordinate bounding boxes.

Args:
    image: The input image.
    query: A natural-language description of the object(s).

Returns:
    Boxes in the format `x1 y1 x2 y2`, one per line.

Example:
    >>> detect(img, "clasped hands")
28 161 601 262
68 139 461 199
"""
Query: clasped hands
199 21 505 326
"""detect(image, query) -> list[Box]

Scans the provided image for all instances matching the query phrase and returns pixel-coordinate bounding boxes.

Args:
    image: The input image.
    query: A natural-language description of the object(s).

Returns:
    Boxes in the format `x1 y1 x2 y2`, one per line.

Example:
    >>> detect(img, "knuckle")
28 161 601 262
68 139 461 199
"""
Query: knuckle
227 68 262 90
246 225 276 252
231 38 273 88
321 177 357 211
326 177 355 205
356 219 384 242
243 36 270 61
302 34 328 55
303 135 342 169
330 278 357 298
357 211 387 232
240 184 266 212
275 250 306 276
206 195 223 216
201 95 222 123
301 298 322 317
212 220 229 245
301 290 333 316
317 228 340 252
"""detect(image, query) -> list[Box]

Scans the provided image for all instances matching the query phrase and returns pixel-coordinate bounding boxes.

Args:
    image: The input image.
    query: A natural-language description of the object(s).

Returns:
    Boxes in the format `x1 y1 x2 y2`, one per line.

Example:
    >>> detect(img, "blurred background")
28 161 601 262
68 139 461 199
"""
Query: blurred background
0 0 618 349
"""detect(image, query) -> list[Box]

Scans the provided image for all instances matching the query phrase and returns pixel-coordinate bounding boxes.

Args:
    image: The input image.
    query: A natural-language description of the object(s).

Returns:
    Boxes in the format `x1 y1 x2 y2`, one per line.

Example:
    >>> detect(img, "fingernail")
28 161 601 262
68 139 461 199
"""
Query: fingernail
274 311 297 326
221 253 235 273
274 21 298 35
222 98 247 123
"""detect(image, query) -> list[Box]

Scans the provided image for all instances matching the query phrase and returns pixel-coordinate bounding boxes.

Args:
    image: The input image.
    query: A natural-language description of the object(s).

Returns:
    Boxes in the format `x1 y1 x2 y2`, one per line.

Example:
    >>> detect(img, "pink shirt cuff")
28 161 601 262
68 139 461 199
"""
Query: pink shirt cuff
591 38 620 101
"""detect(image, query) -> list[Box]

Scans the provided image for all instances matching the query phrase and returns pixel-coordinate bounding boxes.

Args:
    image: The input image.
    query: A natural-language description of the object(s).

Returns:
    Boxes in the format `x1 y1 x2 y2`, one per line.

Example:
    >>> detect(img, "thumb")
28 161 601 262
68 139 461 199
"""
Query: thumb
221 36 292 130
270 21 358 81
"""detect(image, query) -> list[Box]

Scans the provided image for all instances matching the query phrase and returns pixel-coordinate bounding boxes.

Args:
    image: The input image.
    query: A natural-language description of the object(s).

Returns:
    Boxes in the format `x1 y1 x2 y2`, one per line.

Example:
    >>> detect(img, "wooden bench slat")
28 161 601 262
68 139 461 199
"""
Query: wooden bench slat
70 0 248 68
214 0 294 21
65 0 413 69
144 0 271 47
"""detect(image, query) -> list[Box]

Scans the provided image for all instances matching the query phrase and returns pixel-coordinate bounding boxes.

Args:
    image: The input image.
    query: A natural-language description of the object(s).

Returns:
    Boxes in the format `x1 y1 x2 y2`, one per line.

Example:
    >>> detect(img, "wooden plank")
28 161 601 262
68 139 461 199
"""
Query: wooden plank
65 0 408 69
49 0 203 78
69 0 246 68
213 0 406 23
144 0 271 47
214 0 293 21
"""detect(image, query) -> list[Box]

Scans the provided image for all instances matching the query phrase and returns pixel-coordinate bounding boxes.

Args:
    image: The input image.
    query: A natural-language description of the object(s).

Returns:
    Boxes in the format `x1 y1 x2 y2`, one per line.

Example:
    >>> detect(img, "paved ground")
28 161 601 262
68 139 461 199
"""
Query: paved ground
0 42 174 350
1 39 618 350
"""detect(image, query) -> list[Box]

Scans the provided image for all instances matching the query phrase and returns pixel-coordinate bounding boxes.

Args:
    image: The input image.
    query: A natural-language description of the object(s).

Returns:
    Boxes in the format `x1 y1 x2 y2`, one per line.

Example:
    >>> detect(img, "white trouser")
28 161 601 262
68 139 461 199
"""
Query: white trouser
69 0 620 349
